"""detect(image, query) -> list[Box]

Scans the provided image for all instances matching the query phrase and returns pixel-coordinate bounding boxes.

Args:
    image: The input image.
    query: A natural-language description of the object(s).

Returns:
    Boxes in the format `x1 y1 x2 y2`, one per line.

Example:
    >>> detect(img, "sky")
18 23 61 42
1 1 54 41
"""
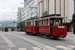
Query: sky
0 0 24 21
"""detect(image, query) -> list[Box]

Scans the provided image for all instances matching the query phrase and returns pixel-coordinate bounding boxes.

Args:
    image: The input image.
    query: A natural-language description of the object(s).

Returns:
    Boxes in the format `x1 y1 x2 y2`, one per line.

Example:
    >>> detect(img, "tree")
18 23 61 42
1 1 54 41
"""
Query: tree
17 21 25 29
42 11 49 16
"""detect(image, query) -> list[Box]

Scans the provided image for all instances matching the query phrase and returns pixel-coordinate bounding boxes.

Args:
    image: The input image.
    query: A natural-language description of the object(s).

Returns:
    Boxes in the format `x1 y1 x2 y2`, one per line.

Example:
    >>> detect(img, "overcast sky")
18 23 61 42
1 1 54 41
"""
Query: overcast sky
0 0 24 21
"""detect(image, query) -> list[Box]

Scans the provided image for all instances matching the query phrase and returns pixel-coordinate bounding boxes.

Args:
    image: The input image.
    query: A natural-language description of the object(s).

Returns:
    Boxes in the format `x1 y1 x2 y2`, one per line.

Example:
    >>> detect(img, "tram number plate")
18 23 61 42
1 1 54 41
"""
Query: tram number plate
58 26 65 28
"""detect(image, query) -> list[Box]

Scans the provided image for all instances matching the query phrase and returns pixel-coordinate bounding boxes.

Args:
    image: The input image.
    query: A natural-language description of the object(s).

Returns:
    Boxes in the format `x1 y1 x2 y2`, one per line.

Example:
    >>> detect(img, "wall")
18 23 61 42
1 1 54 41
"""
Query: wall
21 0 38 21
37 0 74 22
18 7 24 23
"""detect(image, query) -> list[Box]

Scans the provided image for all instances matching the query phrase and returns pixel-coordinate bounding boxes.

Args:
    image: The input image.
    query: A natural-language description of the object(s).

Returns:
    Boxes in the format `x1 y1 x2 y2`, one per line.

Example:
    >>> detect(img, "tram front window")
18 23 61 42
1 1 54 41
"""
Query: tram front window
55 20 59 26
54 19 62 26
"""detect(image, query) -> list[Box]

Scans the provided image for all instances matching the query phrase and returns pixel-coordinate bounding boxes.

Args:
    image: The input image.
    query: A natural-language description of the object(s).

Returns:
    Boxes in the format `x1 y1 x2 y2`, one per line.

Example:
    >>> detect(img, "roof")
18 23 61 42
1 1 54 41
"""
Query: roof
41 14 61 18
25 17 39 22
39 16 67 20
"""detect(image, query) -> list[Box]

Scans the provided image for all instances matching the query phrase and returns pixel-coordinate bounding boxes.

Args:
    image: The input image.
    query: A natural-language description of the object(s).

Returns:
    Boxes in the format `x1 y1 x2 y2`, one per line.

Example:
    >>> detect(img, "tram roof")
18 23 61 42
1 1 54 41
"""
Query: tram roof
39 16 67 20
25 17 39 22
25 18 38 22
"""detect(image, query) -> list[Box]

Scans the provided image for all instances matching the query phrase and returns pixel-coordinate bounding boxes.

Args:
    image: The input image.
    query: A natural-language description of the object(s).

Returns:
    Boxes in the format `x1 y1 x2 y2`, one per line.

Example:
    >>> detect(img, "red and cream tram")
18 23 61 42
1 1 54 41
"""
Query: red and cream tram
25 16 67 39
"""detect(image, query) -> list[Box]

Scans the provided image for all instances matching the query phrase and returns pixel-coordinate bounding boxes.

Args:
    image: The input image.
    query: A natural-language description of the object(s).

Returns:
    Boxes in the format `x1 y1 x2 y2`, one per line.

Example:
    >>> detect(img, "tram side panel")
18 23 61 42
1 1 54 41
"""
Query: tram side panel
52 26 67 37
32 26 38 33
25 26 32 32
39 26 50 33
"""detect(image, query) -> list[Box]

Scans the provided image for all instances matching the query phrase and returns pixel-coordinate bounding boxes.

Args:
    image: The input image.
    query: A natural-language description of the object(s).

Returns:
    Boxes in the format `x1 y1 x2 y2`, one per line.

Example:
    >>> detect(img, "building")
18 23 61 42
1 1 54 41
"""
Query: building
37 0 74 22
21 0 38 21
24 0 33 7
17 7 24 23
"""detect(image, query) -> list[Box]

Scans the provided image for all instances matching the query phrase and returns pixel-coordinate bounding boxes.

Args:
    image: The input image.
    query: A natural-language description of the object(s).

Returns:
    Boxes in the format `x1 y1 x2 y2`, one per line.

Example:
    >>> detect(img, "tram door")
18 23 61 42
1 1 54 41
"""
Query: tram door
35 21 39 32
50 19 53 34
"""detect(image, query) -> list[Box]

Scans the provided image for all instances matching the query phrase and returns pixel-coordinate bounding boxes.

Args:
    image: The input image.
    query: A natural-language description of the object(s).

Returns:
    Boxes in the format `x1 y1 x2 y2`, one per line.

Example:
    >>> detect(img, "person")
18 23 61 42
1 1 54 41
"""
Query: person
55 20 59 26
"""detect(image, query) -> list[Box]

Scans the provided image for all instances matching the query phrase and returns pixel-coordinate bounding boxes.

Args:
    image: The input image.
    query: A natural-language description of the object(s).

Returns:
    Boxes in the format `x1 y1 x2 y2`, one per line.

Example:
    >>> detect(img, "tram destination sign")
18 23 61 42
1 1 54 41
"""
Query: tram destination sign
58 26 65 28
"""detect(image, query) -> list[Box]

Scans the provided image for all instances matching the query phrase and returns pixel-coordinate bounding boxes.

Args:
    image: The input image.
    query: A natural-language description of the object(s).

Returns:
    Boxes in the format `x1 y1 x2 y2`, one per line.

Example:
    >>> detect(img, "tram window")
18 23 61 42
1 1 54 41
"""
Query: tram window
39 20 42 25
43 20 45 25
43 19 46 25
46 19 48 25
50 20 52 23
26 22 31 26
45 19 47 25
50 20 53 25
47 19 49 25
33 21 34 26
39 20 40 25
40 20 42 25
29 22 31 26
25 22 26 26
28 22 29 26
42 20 43 25
59 20 61 25
27 22 29 26
35 21 38 26
59 19 62 25
27 22 28 26
54 20 56 25
39 20 44 25
35 21 37 26
54 19 59 26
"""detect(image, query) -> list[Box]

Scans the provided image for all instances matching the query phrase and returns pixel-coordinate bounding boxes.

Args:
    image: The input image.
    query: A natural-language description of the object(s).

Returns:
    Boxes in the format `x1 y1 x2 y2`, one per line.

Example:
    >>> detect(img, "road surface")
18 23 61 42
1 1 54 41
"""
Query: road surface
0 31 75 50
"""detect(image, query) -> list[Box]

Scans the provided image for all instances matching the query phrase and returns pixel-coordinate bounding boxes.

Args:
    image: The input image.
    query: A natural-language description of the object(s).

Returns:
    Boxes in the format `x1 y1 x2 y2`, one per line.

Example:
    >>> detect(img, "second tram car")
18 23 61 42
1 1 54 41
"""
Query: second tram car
25 16 67 39
25 18 39 35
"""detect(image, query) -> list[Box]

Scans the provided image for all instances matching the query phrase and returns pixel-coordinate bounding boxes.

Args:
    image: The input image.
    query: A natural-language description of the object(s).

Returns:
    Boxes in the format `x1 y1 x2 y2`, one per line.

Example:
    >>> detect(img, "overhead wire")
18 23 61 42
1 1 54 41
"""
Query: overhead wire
12 0 23 10
9 0 24 24
3 0 24 22
3 0 23 12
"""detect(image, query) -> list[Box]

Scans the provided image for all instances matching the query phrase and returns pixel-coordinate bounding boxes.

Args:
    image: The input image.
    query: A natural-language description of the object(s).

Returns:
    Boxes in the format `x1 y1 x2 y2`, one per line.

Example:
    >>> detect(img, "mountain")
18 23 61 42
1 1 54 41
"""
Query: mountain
0 20 17 25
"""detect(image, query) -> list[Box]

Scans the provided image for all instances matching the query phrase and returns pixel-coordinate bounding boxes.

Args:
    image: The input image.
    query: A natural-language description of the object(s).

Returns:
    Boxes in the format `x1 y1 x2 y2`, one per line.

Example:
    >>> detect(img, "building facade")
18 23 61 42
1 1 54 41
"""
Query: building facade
24 0 33 7
37 0 74 22
21 0 37 21
17 7 24 23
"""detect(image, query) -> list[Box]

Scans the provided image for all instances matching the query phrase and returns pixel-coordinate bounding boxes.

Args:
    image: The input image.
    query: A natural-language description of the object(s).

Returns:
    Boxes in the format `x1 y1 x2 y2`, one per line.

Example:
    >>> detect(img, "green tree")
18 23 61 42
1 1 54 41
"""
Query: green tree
17 21 25 28
42 11 49 16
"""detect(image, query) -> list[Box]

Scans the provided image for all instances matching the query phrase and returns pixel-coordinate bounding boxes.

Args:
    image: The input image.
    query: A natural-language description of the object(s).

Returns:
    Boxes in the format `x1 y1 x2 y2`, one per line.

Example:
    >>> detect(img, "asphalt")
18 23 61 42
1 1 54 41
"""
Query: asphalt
0 32 75 50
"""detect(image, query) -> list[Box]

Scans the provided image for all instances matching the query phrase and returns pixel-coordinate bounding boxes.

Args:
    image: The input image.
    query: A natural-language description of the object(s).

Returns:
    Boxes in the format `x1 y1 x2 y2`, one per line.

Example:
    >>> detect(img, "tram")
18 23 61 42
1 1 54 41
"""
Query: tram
24 15 67 39
5 27 8 32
